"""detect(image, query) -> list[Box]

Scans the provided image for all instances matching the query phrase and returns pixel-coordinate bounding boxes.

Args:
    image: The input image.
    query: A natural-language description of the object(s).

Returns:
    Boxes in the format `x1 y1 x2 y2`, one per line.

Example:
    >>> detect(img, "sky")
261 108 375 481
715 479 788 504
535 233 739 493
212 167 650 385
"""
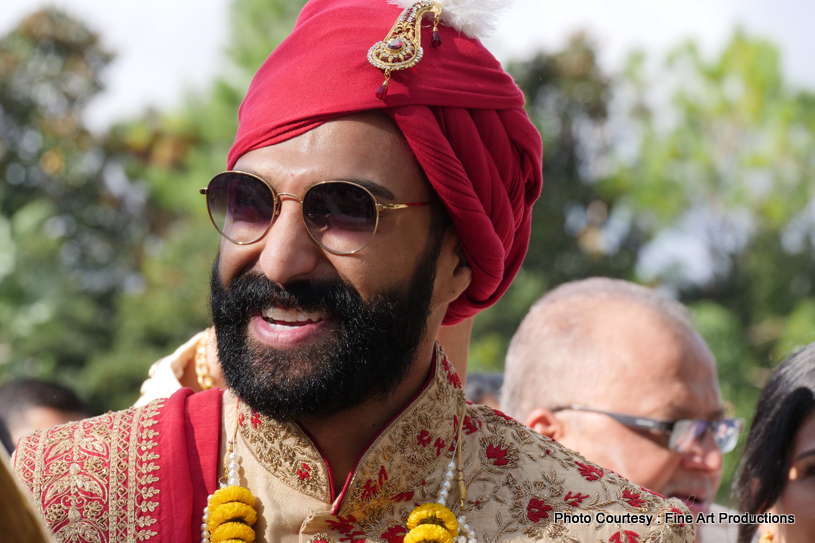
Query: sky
2 0 815 131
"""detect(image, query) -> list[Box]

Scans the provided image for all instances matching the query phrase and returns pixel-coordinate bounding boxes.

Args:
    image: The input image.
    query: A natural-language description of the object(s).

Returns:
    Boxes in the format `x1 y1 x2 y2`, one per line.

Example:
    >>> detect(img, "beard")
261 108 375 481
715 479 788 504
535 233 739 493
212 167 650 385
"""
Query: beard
210 239 442 421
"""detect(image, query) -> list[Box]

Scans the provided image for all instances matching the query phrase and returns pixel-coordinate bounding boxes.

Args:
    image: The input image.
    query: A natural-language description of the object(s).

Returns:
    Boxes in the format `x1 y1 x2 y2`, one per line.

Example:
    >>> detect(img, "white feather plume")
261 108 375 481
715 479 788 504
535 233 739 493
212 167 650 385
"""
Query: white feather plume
388 0 514 40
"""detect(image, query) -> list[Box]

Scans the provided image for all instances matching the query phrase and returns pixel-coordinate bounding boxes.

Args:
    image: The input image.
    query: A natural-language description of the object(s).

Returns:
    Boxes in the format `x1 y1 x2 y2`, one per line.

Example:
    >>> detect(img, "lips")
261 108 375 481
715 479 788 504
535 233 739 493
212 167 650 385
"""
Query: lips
251 306 331 348
261 306 328 326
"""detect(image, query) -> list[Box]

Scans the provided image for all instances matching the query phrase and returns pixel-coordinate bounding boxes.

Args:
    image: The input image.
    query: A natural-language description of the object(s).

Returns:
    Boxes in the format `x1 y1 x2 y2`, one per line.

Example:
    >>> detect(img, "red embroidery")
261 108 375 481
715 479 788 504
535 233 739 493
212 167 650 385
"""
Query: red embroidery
490 408 513 421
485 443 509 466
327 515 365 543
563 491 590 506
610 530 640 543
622 489 645 508
250 410 261 429
392 491 414 502
440 357 462 389
297 462 311 480
433 438 446 456
576 461 604 481
669 507 686 527
378 465 388 486
642 486 666 499
416 430 431 447
381 525 407 543
526 498 553 523
362 479 379 500
238 412 245 427
462 416 481 434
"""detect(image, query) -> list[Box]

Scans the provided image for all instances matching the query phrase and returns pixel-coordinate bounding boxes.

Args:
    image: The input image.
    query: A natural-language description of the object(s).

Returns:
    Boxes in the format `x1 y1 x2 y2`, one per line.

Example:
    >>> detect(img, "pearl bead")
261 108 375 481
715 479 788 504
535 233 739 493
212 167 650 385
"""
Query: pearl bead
436 497 446 505
445 470 455 480
228 452 237 462
458 537 466 543
448 461 456 470
462 524 470 533
201 523 207 530
228 461 239 471
207 494 213 502
469 539 477 543
442 480 452 491
203 506 209 513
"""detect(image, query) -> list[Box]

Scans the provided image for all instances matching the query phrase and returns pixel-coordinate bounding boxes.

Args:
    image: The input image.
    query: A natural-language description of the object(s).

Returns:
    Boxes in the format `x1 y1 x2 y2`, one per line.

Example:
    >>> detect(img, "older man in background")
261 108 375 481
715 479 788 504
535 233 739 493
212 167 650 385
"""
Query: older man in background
503 277 743 542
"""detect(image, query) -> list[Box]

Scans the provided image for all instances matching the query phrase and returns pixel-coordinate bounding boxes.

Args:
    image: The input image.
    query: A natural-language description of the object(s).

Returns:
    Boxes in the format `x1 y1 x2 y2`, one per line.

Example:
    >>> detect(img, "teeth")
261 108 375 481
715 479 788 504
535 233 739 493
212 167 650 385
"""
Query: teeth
261 307 325 324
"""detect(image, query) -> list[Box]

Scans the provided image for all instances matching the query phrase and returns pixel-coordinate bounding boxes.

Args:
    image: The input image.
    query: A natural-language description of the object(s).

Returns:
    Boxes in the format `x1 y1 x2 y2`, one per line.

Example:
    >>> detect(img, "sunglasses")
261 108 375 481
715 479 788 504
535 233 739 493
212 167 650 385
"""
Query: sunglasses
200 171 431 254
551 405 744 454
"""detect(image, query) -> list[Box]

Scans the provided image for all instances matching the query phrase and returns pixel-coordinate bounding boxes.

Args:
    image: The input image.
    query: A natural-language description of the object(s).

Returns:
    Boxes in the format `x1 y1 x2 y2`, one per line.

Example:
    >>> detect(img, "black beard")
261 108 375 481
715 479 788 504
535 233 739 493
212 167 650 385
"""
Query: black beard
209 242 441 421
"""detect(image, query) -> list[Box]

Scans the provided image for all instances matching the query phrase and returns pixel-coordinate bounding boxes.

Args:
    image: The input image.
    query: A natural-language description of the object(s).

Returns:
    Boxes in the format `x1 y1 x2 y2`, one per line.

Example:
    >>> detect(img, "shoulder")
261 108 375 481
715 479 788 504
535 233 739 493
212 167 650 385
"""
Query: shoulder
461 404 696 542
13 397 170 542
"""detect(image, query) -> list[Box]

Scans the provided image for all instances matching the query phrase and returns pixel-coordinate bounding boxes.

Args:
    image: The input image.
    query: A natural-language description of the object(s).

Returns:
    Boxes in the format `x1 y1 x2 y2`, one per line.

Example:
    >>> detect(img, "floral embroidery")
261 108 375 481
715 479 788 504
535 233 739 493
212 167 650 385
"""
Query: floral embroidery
382 525 407 543
327 515 365 543
576 461 604 481
526 498 553 522
14 400 164 543
297 463 312 480
392 491 414 502
623 489 645 508
563 491 590 507
610 530 641 543
309 533 337 543
378 466 389 486
485 443 509 466
433 438 446 456
416 430 431 447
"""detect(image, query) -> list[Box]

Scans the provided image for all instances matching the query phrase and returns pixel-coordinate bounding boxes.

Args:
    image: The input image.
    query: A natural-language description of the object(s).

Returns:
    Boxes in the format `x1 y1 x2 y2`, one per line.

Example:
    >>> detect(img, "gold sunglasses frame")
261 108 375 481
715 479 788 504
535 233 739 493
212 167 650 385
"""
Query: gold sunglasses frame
200 170 431 255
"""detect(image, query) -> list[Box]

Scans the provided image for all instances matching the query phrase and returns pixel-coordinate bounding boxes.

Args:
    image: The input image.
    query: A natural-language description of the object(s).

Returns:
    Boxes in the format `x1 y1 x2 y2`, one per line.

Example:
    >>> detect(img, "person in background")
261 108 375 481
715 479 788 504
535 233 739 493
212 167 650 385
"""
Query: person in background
502 277 743 542
733 343 815 543
0 378 91 453
464 372 503 409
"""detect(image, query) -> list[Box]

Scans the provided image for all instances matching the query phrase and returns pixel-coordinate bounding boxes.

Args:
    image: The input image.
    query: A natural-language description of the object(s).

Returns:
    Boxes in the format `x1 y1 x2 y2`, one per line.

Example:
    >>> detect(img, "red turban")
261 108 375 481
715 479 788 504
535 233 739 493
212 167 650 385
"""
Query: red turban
228 0 542 324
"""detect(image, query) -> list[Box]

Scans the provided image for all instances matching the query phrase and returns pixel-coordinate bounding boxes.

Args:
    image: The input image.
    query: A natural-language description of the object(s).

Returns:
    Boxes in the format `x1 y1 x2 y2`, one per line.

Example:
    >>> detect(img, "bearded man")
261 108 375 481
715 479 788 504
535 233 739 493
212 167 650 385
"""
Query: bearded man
13 1 693 542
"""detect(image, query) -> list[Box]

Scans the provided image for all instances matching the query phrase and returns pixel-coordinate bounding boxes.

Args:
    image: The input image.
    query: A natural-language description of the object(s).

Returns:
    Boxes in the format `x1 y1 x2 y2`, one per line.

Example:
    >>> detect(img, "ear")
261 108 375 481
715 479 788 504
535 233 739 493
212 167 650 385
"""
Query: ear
526 407 567 441
434 232 472 306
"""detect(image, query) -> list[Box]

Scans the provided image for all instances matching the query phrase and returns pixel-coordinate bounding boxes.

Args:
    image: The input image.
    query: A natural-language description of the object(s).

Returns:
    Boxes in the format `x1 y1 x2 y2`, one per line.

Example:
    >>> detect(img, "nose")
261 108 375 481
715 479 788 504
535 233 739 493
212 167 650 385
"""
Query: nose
681 428 723 473
256 196 321 285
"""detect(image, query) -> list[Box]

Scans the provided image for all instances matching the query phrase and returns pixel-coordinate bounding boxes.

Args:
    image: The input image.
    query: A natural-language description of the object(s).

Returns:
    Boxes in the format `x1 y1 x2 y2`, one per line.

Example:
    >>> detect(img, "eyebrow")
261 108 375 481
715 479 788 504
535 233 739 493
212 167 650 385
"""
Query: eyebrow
666 404 726 420
795 449 815 462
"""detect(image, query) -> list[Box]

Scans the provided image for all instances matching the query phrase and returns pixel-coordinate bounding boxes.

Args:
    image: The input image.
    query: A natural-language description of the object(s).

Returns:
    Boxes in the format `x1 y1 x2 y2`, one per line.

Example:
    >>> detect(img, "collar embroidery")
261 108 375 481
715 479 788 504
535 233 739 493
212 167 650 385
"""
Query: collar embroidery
237 344 465 518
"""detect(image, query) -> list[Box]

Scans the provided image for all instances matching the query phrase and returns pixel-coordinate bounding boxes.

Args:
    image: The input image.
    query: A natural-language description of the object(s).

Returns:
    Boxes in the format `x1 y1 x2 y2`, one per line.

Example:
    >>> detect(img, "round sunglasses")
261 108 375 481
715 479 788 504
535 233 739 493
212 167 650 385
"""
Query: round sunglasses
200 171 431 255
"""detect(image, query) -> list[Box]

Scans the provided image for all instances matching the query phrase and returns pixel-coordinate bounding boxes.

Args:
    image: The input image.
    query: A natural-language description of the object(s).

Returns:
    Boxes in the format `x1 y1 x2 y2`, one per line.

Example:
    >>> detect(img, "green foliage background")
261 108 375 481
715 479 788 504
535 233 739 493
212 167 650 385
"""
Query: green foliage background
3 2 815 505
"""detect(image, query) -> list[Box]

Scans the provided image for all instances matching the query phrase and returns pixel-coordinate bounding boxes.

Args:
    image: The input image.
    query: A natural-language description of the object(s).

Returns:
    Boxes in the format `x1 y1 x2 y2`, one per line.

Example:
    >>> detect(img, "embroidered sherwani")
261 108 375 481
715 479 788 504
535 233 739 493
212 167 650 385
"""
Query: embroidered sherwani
14 349 694 543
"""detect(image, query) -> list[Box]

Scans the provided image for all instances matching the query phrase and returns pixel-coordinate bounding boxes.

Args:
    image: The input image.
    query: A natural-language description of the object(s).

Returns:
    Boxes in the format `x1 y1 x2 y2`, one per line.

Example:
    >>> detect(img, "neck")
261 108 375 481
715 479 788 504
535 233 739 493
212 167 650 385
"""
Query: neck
298 339 437 498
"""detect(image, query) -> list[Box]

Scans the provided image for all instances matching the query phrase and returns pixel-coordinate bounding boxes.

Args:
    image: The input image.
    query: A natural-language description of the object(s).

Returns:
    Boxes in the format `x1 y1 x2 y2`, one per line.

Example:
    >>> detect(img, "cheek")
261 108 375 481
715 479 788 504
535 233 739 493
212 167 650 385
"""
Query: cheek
775 479 815 532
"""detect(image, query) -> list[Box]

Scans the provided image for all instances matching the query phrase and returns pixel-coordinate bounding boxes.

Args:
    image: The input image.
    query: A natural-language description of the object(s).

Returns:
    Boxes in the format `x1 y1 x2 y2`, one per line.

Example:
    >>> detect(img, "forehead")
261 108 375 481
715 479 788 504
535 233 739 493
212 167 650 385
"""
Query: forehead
232 111 428 199
592 301 723 419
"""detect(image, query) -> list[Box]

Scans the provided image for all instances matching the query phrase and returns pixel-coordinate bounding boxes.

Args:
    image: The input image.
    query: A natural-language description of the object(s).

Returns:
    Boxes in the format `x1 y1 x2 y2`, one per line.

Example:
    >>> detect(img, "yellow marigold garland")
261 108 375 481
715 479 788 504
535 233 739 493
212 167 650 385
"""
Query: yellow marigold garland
404 524 454 543
207 501 257 532
211 521 256 543
209 486 256 509
407 503 458 535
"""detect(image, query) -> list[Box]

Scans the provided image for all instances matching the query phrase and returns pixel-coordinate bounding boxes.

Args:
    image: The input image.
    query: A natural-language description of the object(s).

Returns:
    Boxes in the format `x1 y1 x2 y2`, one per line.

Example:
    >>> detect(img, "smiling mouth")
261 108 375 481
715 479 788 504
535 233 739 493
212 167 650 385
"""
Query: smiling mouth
260 306 328 328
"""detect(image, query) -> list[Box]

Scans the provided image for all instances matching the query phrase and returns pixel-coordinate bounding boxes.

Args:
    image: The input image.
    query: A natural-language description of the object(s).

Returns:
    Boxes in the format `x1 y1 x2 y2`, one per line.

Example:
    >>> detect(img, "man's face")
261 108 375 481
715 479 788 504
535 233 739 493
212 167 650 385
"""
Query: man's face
555 302 724 515
212 111 462 419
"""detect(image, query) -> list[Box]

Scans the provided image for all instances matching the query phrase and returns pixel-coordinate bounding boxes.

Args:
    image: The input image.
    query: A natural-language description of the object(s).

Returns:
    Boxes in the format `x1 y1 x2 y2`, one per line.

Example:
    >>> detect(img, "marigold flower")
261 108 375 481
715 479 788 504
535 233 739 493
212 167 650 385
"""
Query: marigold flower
209 486 256 509
406 503 458 536
404 524 454 543
211 521 256 542
207 502 258 532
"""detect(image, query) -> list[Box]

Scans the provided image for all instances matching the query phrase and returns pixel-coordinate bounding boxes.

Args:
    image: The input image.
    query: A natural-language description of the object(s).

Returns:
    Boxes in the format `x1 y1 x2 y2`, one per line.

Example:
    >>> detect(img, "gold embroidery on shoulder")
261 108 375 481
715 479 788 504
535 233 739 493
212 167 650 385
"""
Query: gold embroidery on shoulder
15 399 165 542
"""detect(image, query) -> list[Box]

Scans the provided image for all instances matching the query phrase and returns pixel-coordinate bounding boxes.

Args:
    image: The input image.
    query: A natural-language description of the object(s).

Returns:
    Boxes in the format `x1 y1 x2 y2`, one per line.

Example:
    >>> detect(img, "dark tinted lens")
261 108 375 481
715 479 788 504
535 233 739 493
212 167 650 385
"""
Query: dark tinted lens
712 418 743 453
207 172 276 243
302 182 377 253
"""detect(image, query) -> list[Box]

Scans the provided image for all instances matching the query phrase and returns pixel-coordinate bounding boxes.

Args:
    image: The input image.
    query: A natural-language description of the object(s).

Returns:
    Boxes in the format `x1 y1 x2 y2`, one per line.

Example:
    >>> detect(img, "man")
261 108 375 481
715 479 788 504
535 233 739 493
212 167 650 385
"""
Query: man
503 278 743 542
14 2 692 542
0 378 91 453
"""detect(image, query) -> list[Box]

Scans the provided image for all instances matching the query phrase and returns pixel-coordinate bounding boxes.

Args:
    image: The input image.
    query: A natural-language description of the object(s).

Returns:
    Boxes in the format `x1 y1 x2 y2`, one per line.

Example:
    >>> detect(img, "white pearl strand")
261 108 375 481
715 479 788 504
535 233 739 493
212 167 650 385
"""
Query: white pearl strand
201 451 240 543
438 459 476 543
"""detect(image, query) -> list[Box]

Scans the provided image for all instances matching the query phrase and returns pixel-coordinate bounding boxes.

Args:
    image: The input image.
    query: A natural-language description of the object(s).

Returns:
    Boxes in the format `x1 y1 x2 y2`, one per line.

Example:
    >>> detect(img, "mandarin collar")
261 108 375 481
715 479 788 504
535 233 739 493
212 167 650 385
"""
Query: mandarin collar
236 343 466 518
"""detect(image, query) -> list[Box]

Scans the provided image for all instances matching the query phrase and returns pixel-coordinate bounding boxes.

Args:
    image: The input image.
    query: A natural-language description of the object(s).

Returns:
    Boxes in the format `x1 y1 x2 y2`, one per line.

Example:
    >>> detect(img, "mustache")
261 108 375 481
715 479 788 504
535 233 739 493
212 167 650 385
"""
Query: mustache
211 270 363 322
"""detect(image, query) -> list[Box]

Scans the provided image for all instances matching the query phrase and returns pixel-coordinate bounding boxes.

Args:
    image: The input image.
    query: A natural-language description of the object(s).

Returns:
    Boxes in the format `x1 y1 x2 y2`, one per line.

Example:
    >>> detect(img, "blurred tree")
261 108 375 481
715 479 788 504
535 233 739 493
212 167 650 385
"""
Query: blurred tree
0 9 148 403
470 34 644 372
82 0 309 410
